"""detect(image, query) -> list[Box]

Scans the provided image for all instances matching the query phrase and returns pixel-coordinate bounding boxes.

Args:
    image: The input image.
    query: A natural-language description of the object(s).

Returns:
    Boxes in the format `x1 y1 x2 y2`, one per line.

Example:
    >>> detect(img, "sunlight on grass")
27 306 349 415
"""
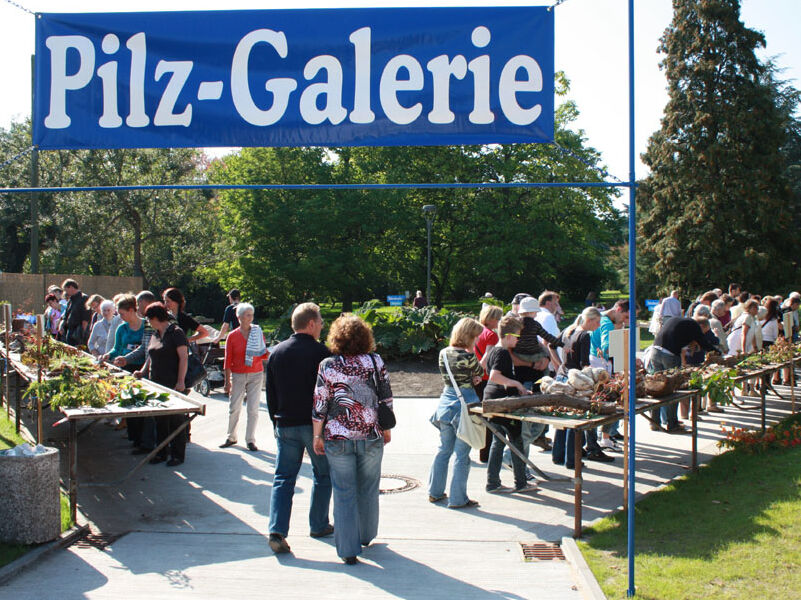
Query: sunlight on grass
578 443 801 599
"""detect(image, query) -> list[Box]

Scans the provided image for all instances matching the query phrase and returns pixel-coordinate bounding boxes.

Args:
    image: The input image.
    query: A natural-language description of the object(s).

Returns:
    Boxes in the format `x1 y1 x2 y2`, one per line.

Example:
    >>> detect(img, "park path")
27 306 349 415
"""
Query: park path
3 380 795 599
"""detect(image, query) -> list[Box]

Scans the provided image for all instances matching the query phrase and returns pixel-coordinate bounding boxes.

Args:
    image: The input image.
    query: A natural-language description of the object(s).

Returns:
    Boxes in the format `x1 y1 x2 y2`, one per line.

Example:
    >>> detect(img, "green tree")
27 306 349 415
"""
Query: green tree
638 0 798 297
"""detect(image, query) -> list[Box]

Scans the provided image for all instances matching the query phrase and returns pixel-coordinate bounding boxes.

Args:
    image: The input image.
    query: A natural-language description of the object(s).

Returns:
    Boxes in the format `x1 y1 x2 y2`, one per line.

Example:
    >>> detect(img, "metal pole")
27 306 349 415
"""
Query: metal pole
30 54 39 274
426 216 432 304
627 0 637 596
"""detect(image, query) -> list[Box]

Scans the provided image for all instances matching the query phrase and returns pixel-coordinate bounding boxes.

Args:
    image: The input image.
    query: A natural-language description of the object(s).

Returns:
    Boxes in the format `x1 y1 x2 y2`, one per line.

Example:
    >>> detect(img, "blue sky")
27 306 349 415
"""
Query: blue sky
1 0 798 182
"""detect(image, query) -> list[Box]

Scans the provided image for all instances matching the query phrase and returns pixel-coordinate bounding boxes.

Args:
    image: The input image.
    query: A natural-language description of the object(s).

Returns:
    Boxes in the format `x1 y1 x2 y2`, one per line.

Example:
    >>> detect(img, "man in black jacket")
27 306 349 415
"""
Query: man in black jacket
266 302 332 554
59 279 91 347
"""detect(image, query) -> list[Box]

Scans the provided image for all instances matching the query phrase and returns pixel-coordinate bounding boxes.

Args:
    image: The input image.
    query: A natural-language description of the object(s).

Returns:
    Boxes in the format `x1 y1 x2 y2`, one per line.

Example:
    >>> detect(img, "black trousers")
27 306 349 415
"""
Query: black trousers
155 414 188 461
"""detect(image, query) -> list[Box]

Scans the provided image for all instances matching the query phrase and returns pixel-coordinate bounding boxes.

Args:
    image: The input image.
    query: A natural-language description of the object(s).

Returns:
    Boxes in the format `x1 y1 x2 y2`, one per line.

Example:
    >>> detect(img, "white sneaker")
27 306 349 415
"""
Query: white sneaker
599 438 620 452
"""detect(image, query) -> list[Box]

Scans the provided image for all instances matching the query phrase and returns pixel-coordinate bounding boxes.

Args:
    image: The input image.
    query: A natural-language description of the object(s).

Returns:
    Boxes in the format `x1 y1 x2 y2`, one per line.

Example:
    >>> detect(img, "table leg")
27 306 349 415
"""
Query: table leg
69 420 78 524
792 359 796 415
14 372 20 433
690 396 700 471
573 428 583 538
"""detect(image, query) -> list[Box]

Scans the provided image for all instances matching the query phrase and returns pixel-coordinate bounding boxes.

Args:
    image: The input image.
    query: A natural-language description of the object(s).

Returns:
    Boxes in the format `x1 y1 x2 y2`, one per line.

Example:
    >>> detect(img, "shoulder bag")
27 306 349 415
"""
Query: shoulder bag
368 354 396 430
440 348 486 449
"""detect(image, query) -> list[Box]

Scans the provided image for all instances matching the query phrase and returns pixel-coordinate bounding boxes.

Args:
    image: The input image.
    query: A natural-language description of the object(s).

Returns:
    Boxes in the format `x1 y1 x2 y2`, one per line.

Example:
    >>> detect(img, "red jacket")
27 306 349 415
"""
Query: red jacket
223 328 269 374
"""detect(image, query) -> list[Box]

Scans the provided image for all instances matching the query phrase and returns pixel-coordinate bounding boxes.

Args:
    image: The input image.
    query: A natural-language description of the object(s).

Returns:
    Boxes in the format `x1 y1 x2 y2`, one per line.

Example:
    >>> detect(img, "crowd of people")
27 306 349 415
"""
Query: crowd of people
33 277 801 565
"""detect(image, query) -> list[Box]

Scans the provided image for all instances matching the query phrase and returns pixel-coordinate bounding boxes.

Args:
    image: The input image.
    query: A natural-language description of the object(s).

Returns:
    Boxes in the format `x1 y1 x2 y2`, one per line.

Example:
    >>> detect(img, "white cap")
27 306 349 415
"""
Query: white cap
518 297 541 314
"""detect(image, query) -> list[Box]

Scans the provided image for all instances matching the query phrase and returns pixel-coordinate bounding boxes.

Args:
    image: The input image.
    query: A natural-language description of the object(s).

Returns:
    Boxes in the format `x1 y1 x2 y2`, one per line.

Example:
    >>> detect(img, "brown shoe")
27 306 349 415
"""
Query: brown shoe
269 533 291 554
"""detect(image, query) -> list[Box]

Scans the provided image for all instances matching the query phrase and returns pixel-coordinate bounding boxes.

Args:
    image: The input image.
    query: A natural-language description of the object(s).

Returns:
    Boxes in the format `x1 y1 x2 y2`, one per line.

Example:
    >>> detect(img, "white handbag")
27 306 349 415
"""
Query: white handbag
440 348 487 449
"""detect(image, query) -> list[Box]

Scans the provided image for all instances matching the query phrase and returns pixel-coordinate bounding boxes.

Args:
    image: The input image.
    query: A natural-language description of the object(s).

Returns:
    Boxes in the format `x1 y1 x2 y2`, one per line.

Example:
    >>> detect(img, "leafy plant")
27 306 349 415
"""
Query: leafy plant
688 367 740 406
719 414 801 454
116 381 170 407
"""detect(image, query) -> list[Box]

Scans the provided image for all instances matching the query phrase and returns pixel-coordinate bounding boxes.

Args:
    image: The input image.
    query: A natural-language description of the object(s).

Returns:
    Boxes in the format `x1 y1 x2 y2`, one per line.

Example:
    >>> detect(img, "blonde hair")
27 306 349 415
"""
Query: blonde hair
291 302 321 332
564 306 602 338
449 317 484 348
478 304 503 327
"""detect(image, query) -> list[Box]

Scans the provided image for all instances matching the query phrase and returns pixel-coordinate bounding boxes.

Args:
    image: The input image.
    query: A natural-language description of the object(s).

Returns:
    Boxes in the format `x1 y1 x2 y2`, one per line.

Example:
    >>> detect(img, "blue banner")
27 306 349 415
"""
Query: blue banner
33 7 554 150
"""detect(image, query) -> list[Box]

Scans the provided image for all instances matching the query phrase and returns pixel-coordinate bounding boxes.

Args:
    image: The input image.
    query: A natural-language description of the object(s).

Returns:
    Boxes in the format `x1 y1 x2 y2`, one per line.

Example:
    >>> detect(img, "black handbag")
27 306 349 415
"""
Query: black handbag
184 345 207 389
368 354 396 430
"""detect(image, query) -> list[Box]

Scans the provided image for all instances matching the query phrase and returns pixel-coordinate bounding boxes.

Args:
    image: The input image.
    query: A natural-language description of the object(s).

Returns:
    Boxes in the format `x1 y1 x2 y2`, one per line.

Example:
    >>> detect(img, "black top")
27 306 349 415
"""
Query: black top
147 323 188 388
177 311 200 336
222 303 240 329
483 346 523 400
557 329 592 377
655 317 718 356
516 316 562 354
266 333 332 426
64 291 91 330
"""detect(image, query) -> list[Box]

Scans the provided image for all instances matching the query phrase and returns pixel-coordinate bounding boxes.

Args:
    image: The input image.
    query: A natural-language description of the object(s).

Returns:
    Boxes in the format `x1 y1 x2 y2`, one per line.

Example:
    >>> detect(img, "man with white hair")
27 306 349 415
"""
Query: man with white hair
660 290 682 322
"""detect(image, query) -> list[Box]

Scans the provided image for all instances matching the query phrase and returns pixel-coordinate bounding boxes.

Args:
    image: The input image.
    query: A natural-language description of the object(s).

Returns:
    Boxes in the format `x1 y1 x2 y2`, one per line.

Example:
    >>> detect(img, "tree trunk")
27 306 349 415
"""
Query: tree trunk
341 292 353 313
482 394 619 415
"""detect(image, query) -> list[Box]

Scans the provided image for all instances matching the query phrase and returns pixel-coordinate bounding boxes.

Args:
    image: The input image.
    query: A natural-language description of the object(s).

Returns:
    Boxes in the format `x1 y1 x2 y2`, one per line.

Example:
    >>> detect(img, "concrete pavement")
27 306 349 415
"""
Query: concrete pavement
3 379 797 599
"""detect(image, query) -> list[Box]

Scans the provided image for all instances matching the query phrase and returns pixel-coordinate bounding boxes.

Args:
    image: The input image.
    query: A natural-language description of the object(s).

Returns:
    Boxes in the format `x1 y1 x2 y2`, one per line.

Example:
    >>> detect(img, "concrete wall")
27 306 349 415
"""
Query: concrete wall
0 273 144 313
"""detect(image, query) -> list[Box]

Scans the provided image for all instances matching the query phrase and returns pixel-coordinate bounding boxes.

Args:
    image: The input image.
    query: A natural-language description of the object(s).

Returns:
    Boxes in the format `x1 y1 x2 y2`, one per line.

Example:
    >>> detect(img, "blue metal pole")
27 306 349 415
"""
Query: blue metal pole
627 0 637 597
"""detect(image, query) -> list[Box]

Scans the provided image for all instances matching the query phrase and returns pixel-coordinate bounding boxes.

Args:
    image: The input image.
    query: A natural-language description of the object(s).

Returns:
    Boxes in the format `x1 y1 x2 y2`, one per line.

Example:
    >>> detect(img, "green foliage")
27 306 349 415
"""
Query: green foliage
688 367 740 405
638 0 801 297
355 303 470 358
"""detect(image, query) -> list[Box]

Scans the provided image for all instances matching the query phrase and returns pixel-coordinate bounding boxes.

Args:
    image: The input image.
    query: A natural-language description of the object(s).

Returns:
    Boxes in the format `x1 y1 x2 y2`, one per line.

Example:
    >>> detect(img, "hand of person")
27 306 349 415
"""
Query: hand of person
132 369 144 379
533 357 550 370
113 357 127 367
517 383 532 396
312 436 325 455
383 430 391 445
175 381 186 393
223 381 231 394
472 375 482 385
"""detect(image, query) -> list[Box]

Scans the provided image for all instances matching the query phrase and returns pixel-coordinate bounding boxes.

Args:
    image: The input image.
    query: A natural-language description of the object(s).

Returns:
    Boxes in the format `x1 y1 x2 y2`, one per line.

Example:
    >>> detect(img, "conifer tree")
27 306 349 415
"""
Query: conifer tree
639 0 796 296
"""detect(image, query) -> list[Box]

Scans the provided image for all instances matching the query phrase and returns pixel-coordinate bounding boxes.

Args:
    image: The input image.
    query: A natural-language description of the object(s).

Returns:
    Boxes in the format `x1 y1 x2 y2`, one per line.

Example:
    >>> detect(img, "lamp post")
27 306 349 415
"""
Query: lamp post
422 204 436 305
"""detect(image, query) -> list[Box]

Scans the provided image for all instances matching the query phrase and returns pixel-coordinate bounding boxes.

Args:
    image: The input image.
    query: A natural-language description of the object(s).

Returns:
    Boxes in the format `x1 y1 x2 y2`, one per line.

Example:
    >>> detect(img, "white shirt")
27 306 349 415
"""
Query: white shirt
536 306 561 370
661 296 682 320
761 318 779 343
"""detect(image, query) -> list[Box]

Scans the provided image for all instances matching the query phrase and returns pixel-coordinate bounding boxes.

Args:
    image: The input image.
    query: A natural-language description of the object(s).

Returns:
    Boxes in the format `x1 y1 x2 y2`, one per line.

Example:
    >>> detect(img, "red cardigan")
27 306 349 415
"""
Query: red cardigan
223 328 269 373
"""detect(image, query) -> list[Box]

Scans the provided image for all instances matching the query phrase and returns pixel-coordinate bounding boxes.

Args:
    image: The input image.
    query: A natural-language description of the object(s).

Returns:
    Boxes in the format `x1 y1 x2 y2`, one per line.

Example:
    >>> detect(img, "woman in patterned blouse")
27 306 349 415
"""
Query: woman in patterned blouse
312 314 394 565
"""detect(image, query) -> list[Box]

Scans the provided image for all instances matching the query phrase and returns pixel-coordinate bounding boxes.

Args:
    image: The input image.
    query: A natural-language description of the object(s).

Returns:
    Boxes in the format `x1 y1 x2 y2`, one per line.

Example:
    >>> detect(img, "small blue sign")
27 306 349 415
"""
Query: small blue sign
386 295 405 307
645 299 659 311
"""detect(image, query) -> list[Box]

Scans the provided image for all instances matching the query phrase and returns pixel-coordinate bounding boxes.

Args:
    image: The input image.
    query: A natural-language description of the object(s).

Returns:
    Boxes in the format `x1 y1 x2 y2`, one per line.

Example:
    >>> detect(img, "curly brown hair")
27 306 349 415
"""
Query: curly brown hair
327 314 376 356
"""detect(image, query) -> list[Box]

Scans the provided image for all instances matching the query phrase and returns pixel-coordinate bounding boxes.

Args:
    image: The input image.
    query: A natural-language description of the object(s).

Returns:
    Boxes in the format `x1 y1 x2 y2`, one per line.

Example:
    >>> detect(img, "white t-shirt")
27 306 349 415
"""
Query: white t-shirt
536 307 561 369
761 318 779 343
726 314 757 356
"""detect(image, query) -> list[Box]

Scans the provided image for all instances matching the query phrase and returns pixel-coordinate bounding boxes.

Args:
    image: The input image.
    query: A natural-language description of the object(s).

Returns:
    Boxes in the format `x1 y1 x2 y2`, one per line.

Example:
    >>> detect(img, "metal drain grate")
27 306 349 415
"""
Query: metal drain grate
379 474 421 495
73 531 127 551
520 542 565 562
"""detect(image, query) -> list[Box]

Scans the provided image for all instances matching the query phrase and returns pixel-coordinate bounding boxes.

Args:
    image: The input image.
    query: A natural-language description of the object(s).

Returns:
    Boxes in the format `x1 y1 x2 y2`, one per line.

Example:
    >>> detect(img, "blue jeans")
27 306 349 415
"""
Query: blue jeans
429 420 473 507
502 382 546 468
552 429 584 468
268 424 332 537
487 421 526 490
325 438 384 559
648 349 682 427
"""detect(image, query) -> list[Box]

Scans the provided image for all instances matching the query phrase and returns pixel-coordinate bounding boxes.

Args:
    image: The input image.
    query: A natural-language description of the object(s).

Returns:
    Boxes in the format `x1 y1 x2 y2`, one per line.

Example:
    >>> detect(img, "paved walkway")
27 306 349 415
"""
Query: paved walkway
3 380 797 599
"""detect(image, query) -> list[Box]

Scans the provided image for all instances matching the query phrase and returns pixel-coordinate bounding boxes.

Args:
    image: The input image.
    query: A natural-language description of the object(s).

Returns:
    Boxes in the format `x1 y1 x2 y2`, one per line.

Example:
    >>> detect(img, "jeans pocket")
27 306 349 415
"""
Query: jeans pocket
324 440 346 456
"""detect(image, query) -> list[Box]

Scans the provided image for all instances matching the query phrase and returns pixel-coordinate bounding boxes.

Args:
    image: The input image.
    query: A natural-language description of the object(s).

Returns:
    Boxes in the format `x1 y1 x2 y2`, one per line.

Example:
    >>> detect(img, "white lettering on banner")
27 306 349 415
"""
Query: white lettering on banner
44 35 95 129
231 29 297 126
42 25 546 131
499 55 542 126
380 55 424 125
300 55 347 125
154 60 193 127
126 33 150 127
96 34 122 128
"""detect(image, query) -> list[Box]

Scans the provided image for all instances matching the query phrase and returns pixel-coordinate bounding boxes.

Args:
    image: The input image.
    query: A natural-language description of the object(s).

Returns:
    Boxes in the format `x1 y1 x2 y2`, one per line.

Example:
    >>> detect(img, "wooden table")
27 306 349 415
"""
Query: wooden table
0 341 206 522
472 390 699 538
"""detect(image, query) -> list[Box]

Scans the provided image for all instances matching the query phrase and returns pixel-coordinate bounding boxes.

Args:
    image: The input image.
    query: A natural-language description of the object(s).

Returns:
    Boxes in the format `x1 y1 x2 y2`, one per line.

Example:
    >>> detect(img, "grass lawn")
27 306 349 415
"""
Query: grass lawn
578 437 801 599
0 411 74 569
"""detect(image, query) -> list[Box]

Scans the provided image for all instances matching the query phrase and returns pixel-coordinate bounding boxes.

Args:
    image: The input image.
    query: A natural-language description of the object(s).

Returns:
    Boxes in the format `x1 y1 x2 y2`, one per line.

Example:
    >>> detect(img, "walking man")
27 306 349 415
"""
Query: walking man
266 303 333 553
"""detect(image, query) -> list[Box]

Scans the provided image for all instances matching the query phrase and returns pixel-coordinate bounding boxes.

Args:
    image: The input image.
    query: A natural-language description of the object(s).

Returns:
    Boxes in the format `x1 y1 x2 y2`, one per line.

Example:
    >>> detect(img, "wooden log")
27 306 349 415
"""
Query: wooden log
482 394 619 415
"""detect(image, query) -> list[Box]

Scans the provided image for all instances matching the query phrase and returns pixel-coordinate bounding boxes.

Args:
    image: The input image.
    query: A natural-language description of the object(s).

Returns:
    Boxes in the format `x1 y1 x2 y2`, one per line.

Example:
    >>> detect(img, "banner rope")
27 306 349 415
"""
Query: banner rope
552 141 625 184
2 0 35 15
0 145 36 172
547 0 572 11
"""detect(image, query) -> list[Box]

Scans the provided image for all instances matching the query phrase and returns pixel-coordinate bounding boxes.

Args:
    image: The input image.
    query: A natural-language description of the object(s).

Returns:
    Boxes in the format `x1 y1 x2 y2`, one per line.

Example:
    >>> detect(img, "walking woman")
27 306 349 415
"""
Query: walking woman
312 314 394 565
135 302 189 467
219 303 268 451
428 317 484 509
